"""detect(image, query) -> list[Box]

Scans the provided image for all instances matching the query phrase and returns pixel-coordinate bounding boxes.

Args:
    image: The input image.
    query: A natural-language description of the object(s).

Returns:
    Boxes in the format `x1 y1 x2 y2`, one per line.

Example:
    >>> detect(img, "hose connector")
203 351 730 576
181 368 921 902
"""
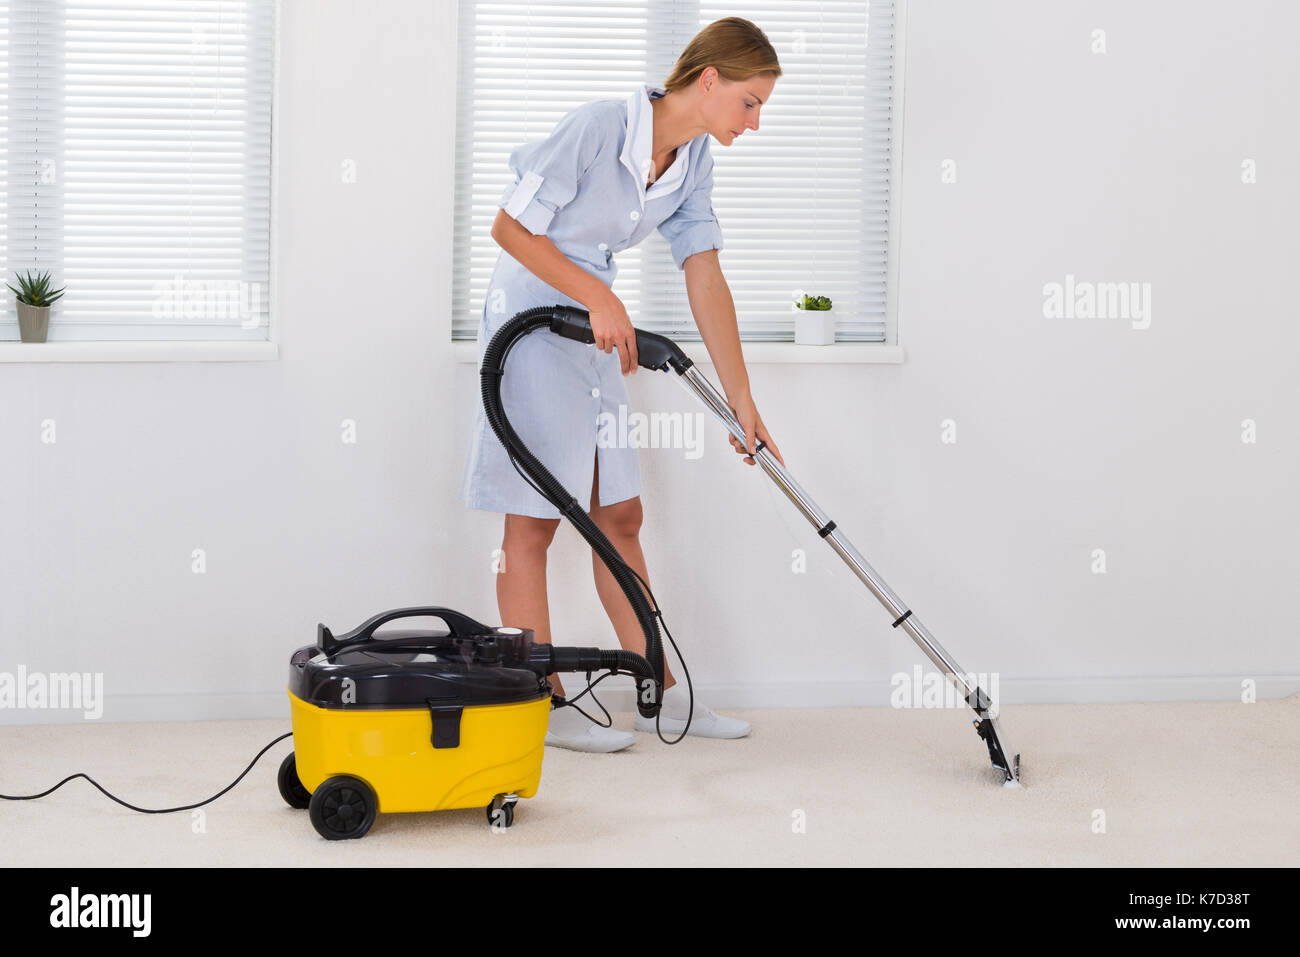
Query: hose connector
526 644 661 719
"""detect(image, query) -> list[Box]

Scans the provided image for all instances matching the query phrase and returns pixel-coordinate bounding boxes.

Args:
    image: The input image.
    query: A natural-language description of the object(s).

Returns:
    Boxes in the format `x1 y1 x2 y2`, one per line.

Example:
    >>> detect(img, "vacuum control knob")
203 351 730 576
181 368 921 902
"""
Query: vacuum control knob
472 639 502 665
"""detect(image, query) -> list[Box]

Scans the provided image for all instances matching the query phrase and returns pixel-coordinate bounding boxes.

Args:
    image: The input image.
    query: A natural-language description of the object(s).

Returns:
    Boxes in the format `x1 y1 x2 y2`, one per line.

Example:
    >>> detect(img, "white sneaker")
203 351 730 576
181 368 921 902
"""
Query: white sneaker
633 700 751 739
544 704 635 753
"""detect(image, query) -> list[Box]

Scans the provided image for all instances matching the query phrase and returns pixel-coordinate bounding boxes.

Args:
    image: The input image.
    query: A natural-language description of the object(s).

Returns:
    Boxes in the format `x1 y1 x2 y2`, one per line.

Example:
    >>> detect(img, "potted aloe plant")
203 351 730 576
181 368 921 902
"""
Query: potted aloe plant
793 291 834 345
9 269 66 343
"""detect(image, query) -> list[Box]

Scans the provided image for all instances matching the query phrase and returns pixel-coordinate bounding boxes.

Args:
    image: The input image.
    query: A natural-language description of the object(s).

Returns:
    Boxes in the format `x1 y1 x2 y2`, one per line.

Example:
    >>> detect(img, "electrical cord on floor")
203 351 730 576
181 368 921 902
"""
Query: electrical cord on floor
0 731 293 813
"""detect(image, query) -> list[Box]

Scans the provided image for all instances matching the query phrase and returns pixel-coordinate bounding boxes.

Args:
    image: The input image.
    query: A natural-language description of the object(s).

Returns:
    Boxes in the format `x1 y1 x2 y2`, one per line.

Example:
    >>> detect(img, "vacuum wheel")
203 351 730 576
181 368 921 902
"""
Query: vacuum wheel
486 794 517 829
309 775 378 840
277 752 311 810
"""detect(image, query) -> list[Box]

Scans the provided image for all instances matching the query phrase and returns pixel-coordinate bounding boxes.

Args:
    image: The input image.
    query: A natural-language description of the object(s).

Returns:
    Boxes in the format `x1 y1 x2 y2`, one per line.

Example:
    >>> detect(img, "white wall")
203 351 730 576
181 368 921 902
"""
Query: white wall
2 0 1296 725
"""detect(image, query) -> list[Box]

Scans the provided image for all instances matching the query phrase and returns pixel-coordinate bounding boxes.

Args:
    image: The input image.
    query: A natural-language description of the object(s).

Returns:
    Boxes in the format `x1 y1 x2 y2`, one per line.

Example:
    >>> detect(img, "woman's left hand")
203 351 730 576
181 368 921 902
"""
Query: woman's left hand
727 393 785 467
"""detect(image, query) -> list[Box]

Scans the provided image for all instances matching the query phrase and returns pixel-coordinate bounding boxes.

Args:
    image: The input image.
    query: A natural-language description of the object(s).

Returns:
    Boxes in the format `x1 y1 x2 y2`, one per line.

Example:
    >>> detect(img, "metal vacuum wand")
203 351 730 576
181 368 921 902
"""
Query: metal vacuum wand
672 363 1021 787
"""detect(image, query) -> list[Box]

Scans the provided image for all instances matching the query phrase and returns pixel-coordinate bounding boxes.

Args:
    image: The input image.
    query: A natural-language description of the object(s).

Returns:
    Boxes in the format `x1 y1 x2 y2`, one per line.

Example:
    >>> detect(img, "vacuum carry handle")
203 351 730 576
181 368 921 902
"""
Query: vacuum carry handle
317 605 494 656
549 304 692 374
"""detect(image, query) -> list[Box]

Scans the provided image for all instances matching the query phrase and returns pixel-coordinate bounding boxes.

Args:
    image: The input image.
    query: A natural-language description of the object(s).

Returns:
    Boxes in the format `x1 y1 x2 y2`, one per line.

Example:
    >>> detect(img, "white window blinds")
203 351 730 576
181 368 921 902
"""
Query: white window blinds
0 0 275 343
453 0 897 342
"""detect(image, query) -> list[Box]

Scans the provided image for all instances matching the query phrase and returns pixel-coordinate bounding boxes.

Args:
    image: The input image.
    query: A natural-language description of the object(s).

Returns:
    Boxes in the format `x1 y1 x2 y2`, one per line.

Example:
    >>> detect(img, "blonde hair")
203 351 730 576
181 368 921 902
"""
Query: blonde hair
663 17 782 93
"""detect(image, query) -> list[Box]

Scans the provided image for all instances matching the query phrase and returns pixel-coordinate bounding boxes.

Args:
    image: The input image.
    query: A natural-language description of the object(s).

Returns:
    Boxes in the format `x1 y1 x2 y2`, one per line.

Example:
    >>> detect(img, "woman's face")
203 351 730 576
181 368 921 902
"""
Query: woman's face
702 69 776 145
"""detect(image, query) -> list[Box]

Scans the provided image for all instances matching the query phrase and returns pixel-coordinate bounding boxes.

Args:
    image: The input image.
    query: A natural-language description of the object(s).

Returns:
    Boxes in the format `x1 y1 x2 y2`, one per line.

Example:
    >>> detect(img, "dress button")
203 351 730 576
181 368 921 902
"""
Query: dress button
598 242 608 251
629 210 640 221
591 388 600 398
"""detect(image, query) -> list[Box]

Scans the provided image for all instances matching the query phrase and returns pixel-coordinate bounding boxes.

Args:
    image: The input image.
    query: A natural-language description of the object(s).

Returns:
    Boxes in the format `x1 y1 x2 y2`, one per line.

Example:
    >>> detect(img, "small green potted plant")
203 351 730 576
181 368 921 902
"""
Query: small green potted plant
793 290 834 345
9 269 66 343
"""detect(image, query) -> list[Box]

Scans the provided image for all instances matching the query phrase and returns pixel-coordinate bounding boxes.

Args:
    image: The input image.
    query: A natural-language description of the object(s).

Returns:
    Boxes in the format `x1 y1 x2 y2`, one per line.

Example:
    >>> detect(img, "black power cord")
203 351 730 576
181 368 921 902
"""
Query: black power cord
0 731 292 813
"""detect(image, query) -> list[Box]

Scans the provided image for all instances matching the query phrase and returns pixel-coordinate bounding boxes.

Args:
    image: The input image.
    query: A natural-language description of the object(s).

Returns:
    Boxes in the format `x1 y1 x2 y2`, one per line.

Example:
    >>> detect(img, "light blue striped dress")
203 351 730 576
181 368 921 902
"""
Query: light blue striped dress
460 82 725 520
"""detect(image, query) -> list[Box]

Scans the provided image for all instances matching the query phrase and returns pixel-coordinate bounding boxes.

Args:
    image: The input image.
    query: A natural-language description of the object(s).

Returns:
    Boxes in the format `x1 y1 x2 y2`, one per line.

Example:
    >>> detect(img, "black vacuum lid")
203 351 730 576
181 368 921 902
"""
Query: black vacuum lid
289 610 550 709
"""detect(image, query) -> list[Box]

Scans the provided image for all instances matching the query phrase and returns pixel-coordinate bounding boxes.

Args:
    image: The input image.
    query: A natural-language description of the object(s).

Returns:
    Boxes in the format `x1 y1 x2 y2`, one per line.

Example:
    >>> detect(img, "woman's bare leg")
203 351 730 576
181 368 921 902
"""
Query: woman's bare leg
589 451 677 691
497 513 564 696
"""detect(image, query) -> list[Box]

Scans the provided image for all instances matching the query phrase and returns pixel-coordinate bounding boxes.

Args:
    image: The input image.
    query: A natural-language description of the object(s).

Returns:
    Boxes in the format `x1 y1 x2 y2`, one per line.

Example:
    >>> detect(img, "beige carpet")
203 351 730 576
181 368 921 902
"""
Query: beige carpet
3 695 1298 866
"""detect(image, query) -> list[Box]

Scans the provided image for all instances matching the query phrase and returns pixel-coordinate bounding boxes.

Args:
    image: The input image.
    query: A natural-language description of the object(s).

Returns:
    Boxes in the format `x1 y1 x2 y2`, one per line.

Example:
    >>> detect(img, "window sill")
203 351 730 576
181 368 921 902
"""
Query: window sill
0 341 279 363
453 340 903 365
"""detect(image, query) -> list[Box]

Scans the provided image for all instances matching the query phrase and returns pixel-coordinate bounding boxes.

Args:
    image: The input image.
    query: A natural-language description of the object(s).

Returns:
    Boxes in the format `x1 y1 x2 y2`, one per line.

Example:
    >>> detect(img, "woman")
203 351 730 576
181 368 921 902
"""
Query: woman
461 17 786 752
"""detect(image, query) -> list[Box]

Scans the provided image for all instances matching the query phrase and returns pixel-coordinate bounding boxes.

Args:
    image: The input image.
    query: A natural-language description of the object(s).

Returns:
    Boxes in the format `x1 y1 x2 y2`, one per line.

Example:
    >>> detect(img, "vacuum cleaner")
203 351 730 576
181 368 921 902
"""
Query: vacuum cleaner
478 304 1023 789
279 606 658 839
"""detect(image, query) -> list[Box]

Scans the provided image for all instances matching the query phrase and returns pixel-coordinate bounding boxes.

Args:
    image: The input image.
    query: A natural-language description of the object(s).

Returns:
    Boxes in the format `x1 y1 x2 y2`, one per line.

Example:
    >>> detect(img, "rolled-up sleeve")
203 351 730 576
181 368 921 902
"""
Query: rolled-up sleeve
499 104 602 237
656 135 724 269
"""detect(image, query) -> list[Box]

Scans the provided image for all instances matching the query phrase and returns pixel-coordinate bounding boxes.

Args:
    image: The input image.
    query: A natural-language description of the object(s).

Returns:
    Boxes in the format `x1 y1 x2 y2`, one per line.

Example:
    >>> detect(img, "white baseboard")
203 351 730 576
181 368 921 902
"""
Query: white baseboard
1 676 1296 726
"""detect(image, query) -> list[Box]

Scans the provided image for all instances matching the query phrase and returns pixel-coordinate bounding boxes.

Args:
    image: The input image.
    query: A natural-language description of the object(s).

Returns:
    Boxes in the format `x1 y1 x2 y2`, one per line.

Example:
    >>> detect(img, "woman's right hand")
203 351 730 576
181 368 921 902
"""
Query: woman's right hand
586 291 639 375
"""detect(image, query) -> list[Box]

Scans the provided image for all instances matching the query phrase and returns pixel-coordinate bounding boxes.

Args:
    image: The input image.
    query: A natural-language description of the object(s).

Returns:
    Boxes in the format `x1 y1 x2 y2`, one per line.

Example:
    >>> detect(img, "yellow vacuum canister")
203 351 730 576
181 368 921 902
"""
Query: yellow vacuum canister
279 606 657 839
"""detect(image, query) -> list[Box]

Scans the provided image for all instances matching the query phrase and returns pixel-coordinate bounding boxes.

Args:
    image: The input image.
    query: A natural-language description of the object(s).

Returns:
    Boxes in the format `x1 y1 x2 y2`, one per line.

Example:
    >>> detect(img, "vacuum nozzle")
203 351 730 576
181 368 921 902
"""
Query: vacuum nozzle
974 716 1022 788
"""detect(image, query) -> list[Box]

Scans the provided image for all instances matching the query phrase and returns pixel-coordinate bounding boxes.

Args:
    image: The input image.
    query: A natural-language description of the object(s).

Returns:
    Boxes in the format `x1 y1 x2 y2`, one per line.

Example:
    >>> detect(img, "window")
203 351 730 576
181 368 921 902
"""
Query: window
0 0 276 343
452 0 899 343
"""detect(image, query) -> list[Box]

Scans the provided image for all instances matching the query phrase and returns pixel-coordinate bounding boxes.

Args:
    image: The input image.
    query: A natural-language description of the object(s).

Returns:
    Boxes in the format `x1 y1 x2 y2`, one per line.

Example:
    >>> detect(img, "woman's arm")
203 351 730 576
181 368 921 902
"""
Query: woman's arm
682 250 785 466
491 209 640 372
491 209 610 311
682 249 750 402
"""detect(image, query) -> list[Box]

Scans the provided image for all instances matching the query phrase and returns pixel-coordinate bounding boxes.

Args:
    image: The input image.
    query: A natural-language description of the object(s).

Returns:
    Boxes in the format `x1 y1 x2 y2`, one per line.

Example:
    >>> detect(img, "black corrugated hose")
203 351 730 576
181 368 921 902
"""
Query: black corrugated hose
478 305 694 743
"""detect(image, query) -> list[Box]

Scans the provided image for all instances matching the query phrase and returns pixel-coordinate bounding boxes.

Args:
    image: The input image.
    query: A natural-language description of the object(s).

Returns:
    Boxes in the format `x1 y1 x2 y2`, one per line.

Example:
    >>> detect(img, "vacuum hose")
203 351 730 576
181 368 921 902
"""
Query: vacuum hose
479 305 685 720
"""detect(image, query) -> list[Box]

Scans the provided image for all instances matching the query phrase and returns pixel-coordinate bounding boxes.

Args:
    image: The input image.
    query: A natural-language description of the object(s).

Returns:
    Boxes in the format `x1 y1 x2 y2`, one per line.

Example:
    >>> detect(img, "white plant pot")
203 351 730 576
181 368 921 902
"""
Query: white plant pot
794 306 834 345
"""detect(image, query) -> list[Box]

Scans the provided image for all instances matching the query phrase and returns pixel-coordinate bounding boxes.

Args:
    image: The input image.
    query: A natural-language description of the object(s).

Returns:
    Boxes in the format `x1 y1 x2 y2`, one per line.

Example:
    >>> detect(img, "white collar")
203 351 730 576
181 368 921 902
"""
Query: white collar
620 82 691 207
